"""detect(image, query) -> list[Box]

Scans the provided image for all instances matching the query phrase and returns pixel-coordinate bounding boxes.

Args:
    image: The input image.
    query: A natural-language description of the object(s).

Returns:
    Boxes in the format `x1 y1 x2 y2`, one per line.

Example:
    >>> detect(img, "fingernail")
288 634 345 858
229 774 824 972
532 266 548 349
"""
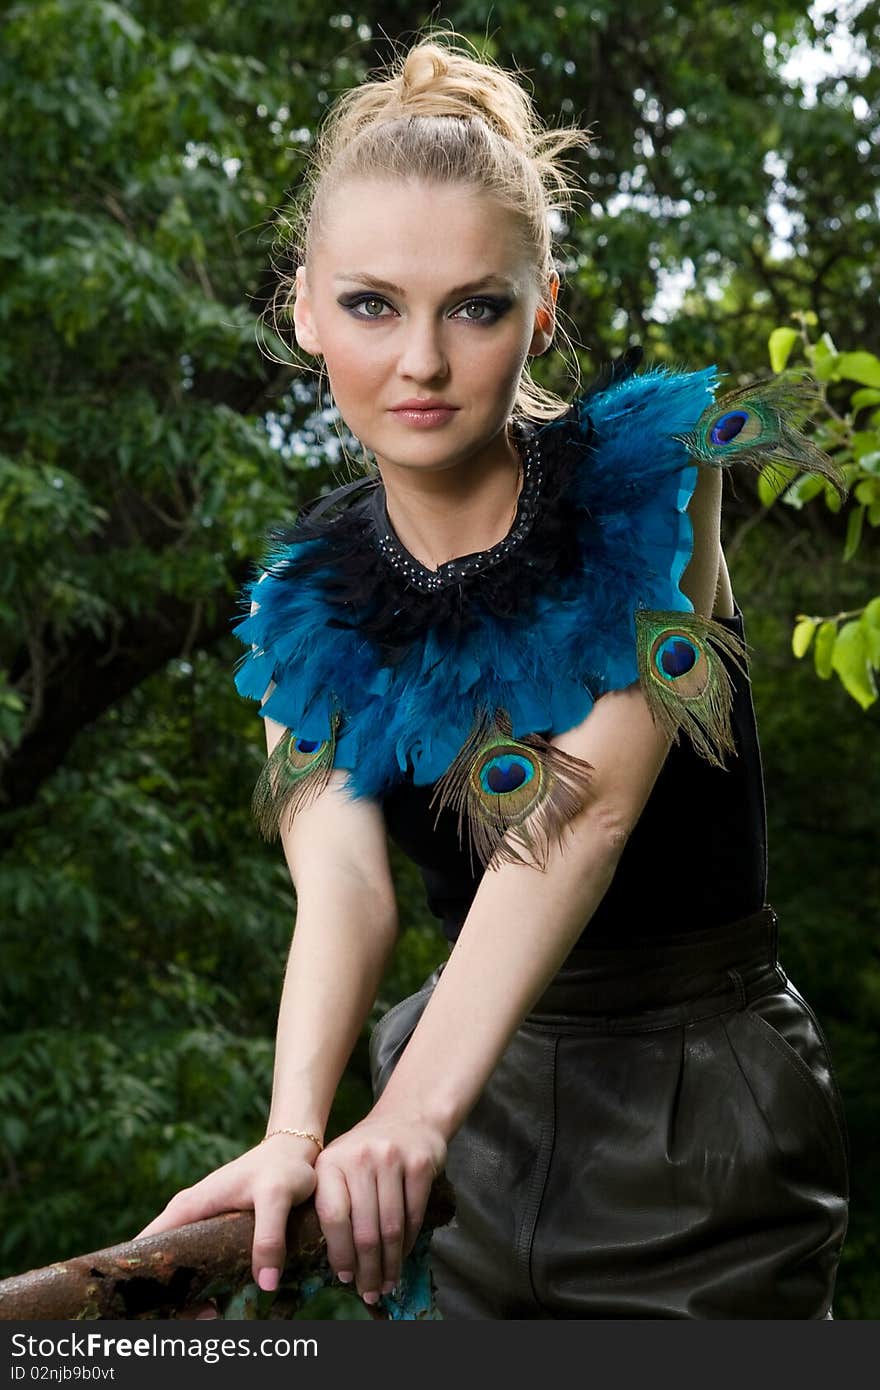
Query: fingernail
381 1280 395 1295
257 1268 279 1292
337 1270 353 1284
362 1291 379 1305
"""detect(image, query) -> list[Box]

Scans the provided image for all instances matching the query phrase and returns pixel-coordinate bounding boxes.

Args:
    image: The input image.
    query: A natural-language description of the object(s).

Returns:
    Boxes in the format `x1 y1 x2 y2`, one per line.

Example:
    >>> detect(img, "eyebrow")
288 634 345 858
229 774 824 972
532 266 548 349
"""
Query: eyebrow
332 272 519 296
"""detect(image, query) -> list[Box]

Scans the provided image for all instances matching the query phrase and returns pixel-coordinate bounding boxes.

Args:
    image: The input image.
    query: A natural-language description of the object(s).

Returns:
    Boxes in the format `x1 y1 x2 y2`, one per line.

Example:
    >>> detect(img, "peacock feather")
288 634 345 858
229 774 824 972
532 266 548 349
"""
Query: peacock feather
673 371 848 502
251 708 342 841
635 609 752 769
428 707 595 874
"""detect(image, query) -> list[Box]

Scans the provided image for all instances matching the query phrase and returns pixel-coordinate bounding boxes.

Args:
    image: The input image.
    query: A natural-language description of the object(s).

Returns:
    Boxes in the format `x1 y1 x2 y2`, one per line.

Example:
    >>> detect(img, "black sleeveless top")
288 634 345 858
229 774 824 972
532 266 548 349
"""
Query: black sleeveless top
379 598 768 947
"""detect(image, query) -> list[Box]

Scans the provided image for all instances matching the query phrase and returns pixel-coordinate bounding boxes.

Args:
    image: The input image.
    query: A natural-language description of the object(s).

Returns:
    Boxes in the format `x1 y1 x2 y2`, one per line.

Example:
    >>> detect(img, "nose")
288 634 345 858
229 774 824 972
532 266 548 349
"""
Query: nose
395 317 449 383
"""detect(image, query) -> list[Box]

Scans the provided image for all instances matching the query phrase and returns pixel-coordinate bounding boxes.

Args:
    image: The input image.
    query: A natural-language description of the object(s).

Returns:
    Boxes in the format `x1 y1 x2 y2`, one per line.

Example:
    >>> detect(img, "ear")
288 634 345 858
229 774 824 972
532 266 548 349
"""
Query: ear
292 265 323 356
529 271 559 357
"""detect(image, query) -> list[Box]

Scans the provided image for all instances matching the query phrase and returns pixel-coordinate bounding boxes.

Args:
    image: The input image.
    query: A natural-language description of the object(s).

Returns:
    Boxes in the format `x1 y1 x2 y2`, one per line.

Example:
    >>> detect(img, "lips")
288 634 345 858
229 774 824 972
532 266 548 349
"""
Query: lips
390 401 458 411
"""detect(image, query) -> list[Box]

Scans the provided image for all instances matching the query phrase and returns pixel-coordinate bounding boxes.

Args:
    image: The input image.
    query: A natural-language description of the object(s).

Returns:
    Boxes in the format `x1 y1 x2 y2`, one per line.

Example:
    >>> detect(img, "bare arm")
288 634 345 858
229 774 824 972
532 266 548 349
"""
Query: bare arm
259 701 399 1143
137 682 400 1294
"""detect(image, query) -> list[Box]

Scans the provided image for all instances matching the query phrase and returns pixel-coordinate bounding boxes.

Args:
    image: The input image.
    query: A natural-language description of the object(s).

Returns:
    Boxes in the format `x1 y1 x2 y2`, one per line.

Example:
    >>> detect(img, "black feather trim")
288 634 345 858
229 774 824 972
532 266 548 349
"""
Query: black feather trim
260 349 644 667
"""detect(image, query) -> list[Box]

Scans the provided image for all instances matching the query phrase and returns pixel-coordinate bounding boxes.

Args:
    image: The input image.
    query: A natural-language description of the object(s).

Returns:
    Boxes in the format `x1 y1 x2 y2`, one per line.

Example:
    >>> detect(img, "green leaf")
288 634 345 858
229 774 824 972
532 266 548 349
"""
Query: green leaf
813 620 837 680
855 480 880 506
863 597 880 630
757 460 797 507
783 473 826 508
100 2 145 45
769 327 798 373
824 483 843 513
851 434 880 462
836 352 880 388
865 623 880 669
850 388 880 412
170 44 194 73
843 504 865 561
831 620 878 709
1 1115 28 1148
792 618 816 658
809 333 839 382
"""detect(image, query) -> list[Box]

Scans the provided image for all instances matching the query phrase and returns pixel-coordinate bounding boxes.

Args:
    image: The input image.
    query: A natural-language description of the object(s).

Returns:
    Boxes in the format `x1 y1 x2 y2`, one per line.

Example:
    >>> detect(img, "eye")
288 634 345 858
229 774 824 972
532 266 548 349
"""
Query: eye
338 294 510 324
453 296 508 322
337 296 389 319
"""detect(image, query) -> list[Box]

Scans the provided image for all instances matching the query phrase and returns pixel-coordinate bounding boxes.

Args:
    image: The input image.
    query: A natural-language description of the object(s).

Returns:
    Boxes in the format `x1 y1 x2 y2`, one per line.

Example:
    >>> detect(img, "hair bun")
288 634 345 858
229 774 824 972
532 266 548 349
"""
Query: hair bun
401 43 451 96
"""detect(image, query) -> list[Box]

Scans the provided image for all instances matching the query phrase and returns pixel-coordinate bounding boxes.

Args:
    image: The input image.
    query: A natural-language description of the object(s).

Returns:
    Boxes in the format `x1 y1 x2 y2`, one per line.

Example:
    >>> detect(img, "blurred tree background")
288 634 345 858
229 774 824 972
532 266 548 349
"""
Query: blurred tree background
1 0 877 1318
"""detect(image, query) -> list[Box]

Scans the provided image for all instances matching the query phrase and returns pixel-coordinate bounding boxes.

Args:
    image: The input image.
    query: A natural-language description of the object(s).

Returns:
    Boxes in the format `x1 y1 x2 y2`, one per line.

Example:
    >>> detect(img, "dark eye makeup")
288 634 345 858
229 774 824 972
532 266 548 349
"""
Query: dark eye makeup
337 293 513 325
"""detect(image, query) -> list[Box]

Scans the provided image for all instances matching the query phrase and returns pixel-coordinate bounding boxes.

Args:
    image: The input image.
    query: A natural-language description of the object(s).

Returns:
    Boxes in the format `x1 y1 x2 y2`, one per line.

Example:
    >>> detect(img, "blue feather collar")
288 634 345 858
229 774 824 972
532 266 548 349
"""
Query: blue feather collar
231 361 719 802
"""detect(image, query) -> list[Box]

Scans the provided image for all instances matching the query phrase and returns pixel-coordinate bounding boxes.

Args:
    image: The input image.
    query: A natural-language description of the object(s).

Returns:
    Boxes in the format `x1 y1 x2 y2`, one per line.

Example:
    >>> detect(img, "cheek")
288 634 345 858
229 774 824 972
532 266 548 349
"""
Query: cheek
322 340 385 417
454 325 528 381
324 336 382 385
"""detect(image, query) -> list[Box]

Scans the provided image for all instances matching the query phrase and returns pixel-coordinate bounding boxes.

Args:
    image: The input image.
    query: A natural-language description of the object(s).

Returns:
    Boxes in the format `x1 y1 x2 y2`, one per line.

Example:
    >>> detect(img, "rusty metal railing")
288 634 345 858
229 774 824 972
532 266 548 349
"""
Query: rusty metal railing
0 1180 456 1320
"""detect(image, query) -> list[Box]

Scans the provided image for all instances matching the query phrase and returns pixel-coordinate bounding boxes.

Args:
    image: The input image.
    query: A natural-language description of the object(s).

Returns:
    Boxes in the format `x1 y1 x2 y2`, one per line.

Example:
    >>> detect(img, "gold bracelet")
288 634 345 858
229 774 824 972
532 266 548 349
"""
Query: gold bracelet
262 1127 323 1151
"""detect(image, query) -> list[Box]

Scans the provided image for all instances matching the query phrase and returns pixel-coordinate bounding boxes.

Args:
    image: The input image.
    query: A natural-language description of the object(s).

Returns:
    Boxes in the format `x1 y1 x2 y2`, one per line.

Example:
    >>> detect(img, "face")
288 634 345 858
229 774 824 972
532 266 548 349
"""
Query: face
292 178 557 477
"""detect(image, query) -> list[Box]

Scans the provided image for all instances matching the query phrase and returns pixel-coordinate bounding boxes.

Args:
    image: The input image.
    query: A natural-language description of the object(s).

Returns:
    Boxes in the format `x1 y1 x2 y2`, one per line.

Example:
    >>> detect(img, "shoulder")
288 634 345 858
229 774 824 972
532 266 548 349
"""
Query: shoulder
584 358 719 426
542 361 721 658
563 359 720 503
229 477 377 709
570 357 846 508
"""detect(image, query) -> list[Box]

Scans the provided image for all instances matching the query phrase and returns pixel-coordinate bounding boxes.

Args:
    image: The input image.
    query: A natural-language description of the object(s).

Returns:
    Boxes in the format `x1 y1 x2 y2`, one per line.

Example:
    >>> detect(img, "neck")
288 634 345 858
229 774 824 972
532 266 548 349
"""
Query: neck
377 427 524 573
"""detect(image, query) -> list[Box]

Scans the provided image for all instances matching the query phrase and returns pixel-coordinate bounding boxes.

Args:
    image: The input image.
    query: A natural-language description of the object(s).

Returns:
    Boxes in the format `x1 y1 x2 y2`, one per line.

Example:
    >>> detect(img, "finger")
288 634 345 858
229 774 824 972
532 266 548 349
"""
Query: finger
402 1160 432 1259
375 1161 405 1292
314 1162 356 1284
346 1164 382 1302
251 1180 296 1290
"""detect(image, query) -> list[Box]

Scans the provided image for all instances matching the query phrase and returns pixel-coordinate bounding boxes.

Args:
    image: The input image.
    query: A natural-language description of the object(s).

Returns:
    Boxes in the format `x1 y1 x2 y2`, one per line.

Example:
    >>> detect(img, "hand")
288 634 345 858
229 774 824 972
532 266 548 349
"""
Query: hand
135 1134 319 1290
313 1113 446 1305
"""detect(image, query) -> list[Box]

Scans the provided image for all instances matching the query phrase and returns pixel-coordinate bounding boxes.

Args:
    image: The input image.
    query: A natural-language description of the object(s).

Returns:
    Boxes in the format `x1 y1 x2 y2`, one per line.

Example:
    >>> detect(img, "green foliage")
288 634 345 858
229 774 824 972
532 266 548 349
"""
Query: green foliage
762 320 880 708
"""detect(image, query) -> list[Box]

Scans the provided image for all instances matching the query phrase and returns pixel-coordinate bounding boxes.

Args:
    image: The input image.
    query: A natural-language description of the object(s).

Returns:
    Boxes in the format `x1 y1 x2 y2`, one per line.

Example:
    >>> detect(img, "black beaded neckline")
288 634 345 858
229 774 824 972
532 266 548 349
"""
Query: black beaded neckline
366 418 543 592
263 348 645 666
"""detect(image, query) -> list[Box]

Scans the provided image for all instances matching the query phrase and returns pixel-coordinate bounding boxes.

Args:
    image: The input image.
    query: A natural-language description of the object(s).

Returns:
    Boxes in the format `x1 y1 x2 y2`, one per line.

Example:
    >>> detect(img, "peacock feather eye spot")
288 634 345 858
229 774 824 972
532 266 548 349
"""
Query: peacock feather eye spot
284 730 330 774
635 609 749 771
656 634 699 680
293 736 321 754
710 410 749 446
647 626 710 701
478 752 535 797
252 710 341 843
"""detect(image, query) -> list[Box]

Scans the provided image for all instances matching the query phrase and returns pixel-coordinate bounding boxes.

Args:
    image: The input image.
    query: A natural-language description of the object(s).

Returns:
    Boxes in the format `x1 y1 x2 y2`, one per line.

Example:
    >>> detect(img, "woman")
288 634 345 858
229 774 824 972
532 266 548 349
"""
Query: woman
138 32 850 1319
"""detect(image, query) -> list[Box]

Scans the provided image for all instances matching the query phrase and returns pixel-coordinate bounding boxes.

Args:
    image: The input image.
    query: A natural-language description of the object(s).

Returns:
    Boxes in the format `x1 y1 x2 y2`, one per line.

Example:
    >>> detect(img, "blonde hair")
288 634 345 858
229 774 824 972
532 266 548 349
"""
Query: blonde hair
263 26 594 460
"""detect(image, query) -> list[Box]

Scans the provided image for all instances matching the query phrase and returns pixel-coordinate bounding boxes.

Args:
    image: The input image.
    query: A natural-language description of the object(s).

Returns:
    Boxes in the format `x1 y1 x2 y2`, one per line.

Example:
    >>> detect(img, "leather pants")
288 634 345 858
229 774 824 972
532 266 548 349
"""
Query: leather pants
370 905 849 1319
